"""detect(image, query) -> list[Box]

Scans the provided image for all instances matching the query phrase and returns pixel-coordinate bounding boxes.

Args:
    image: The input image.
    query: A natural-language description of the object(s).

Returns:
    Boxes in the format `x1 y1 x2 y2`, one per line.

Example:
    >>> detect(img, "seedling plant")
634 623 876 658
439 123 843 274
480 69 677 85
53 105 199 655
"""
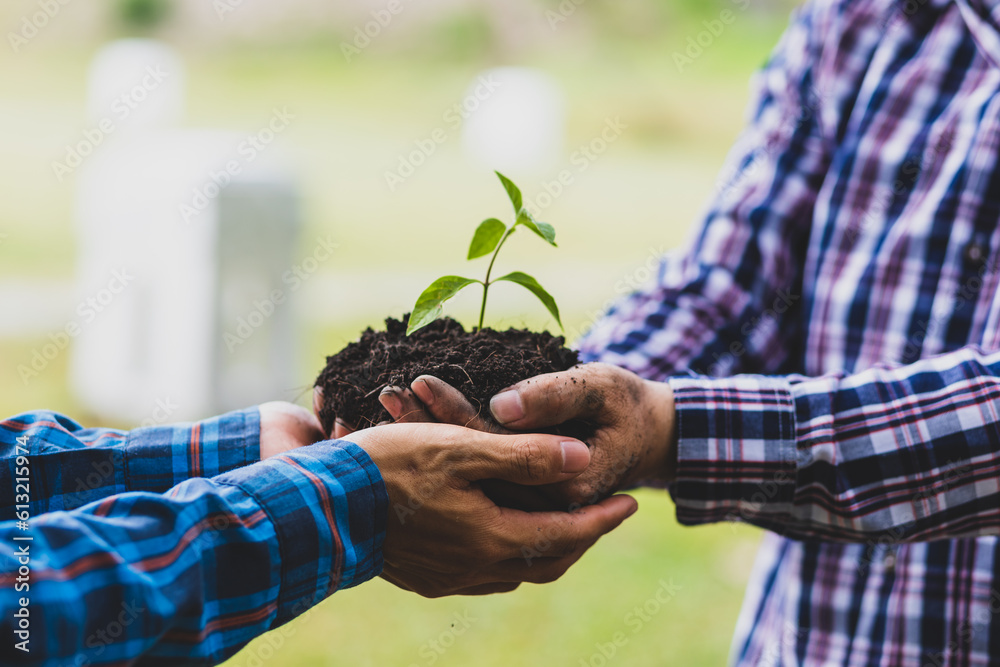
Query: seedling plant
406 171 563 335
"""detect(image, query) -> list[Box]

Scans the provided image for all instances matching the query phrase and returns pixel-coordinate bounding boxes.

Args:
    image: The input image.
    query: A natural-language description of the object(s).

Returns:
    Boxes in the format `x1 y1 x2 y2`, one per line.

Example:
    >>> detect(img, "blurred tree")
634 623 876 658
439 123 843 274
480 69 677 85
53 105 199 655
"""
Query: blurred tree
116 0 172 32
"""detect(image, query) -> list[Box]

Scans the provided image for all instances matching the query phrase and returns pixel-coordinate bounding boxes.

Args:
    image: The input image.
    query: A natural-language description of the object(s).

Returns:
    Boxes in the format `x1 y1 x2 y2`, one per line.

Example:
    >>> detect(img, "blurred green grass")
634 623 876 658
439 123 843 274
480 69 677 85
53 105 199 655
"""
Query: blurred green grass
0 8 792 664
227 493 762 667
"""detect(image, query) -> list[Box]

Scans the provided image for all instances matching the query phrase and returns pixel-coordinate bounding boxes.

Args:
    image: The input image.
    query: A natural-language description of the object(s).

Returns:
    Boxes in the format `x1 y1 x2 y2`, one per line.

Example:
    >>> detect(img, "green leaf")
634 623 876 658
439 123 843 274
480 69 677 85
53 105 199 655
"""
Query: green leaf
515 211 557 247
494 271 562 330
407 276 481 335
495 171 523 214
467 218 507 260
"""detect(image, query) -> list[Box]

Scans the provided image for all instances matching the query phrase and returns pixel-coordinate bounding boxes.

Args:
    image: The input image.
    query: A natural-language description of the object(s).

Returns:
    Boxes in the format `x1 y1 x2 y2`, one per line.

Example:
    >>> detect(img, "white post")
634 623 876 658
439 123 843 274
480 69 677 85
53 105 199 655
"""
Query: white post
71 40 302 424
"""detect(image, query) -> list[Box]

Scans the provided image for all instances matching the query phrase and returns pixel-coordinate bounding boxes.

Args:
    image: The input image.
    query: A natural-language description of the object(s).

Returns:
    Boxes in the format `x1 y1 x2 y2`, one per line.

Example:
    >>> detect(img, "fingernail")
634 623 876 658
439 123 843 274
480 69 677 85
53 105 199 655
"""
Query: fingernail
490 390 524 424
379 387 402 419
626 503 639 518
413 378 435 407
560 440 590 474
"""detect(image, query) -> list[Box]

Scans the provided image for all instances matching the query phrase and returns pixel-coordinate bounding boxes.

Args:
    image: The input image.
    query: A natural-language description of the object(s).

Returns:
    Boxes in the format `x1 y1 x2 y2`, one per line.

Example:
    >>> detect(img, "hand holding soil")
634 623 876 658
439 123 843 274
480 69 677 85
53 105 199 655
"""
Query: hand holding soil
344 422 638 598
313 316 579 438
311 172 659 514
378 362 678 509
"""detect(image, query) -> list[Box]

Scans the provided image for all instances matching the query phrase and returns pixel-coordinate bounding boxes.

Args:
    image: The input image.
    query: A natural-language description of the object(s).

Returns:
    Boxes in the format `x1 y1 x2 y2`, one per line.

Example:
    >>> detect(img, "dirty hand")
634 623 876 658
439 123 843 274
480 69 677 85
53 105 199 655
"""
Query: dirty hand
345 422 638 597
376 363 677 507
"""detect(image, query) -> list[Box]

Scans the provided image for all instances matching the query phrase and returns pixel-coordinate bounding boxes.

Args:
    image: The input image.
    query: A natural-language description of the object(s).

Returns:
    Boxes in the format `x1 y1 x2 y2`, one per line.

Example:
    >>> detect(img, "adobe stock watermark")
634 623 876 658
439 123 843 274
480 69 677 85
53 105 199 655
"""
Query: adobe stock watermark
223 236 338 352
522 116 628 218
7 0 73 53
565 245 666 344
924 588 1000 667
715 86 829 200
522 448 640 566
180 107 295 224
855 460 973 574
233 595 324 667
62 397 180 510
340 0 408 62
545 0 587 30
213 0 247 21
900 255 1000 363
75 600 147 665
845 132 953 246
756 622 808 667
672 0 752 73
723 468 795 534
705 288 800 376
17 268 135 386
51 65 170 182
384 75 503 192
392 451 476 525
578 578 682 667
406 610 477 667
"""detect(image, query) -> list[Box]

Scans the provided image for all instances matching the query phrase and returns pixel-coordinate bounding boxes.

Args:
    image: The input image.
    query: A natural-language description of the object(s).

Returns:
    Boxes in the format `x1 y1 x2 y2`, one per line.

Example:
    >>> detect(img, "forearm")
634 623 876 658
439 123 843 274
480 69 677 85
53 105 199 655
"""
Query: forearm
0 408 260 518
667 345 1000 542
0 441 387 666
576 5 828 380
577 260 803 378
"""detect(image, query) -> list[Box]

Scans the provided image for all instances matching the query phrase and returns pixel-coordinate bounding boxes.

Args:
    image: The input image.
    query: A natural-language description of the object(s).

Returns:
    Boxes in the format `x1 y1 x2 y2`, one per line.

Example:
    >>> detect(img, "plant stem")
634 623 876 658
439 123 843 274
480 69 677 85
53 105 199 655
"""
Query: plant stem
478 227 515 331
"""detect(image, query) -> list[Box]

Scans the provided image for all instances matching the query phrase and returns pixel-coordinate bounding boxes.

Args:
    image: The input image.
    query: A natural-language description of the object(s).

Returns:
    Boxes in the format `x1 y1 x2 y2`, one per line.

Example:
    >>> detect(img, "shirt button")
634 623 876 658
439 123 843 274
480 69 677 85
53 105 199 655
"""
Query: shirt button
883 547 897 573
963 240 989 269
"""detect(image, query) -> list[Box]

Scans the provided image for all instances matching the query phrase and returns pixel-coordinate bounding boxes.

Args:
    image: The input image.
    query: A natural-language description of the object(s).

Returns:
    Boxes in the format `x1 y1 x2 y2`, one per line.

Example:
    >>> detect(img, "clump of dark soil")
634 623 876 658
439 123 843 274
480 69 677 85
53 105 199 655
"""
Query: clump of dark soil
315 315 580 436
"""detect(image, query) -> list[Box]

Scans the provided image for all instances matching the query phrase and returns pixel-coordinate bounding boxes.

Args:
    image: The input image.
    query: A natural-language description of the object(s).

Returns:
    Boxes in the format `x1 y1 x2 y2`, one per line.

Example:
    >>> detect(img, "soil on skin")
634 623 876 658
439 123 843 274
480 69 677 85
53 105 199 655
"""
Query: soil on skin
315 315 581 436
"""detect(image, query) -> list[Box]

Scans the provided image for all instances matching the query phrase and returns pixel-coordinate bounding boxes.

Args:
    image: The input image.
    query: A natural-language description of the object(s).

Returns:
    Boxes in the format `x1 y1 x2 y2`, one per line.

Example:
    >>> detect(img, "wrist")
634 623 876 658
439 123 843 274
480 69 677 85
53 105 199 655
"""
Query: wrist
643 379 677 483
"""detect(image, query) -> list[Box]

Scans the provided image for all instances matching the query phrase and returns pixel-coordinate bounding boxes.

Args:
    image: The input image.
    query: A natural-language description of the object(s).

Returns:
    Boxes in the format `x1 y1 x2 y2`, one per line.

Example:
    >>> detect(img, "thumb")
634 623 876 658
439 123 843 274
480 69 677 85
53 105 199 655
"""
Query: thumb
489 367 606 430
458 432 591 486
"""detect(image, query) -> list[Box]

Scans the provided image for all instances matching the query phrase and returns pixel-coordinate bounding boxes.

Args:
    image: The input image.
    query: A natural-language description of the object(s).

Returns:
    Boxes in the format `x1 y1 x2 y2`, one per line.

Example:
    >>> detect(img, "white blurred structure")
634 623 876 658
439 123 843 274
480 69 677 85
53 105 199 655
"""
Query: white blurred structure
71 40 301 424
86 40 185 136
461 67 565 175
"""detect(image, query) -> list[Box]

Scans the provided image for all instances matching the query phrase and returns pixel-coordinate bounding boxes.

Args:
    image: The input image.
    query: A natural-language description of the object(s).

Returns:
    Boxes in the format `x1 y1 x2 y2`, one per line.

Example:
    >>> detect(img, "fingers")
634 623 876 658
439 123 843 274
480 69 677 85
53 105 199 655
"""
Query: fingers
326 386 429 440
259 401 328 459
359 422 591 486
412 376 505 433
259 401 325 442
480 479 563 512
489 364 618 430
453 430 592 486
381 569 519 597
490 552 585 585
380 387 434 424
312 386 324 417
314 385 358 439
496 494 638 559
333 420 355 439
326 374 517 442
452 582 520 596
379 570 413 592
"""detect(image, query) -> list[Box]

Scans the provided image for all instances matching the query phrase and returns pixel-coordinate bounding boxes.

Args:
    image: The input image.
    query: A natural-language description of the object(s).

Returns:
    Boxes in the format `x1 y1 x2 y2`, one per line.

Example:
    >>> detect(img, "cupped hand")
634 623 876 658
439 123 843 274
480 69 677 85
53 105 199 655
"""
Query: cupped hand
374 363 677 508
313 386 393 440
346 422 638 598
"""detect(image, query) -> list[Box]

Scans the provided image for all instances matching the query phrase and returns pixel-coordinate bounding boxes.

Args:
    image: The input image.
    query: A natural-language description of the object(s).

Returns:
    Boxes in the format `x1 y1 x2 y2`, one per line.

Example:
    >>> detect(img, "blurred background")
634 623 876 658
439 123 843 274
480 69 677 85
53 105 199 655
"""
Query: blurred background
0 0 798 664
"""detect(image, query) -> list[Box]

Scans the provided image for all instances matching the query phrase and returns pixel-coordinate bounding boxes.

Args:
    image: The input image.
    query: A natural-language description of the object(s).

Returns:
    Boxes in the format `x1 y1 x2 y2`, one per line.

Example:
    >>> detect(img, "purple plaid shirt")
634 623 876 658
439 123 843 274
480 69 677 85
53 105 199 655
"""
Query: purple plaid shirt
579 0 1000 664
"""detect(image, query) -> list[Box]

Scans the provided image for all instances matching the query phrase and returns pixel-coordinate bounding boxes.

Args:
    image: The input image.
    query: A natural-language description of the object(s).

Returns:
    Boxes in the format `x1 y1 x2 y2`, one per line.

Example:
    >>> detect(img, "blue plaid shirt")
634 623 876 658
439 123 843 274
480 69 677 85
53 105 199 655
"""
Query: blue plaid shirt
579 0 1000 664
0 408 388 666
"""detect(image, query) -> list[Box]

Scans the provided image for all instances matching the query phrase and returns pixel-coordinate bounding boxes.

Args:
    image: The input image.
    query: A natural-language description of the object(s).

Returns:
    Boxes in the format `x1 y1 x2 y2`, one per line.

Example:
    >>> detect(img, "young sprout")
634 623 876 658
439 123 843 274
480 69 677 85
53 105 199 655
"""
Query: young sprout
406 171 562 335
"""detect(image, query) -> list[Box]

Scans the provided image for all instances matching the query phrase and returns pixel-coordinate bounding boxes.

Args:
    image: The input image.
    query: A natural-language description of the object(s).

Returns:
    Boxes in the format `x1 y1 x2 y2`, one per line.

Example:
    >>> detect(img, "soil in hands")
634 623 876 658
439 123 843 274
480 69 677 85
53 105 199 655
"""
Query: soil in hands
314 315 580 436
